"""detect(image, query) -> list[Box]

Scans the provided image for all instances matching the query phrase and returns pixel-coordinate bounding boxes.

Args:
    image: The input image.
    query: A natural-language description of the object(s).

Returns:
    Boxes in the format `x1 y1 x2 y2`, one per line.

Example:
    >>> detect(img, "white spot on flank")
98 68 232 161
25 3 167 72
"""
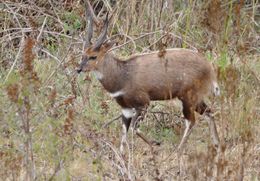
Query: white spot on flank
109 90 124 98
92 70 103 80
212 81 220 96
122 108 136 119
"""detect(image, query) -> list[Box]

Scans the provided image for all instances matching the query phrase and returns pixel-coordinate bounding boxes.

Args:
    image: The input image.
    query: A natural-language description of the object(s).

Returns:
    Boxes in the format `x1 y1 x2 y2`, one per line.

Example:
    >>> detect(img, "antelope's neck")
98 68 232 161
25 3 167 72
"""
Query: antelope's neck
96 53 131 93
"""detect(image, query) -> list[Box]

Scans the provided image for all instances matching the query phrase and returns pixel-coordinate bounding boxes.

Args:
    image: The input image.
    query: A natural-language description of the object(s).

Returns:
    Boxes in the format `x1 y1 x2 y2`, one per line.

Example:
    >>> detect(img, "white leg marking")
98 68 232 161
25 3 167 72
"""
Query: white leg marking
182 119 191 140
122 108 136 119
178 119 192 150
109 90 124 98
92 70 104 80
120 124 127 153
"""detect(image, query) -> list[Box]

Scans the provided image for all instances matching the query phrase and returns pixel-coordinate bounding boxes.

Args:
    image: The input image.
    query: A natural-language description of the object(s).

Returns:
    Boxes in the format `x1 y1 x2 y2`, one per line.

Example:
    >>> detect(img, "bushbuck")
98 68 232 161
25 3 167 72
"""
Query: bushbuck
77 3 220 153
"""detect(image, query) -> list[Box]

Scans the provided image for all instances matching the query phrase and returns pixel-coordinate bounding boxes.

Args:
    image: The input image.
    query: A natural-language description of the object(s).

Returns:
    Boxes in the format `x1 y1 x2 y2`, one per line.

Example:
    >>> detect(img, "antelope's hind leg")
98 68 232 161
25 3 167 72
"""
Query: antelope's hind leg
196 101 220 148
177 101 196 152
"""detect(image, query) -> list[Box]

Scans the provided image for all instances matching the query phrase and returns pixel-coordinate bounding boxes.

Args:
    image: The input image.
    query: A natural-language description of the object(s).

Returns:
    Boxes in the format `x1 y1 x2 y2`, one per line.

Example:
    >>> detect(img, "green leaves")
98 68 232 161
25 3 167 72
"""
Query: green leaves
63 12 82 34
217 50 229 71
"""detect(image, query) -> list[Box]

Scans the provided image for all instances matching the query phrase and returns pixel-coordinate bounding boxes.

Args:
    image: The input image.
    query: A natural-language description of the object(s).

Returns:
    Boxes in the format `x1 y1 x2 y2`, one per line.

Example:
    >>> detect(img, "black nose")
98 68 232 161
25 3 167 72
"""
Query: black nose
76 68 82 74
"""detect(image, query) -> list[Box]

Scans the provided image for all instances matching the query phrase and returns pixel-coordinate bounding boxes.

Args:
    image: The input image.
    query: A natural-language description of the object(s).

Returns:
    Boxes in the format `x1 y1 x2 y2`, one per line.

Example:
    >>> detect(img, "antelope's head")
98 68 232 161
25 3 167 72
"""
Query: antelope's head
77 2 114 73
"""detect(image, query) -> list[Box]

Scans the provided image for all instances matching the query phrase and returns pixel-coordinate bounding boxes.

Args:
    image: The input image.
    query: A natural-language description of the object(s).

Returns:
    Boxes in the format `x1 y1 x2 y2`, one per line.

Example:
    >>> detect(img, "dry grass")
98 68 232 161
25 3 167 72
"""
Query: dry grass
0 0 259 180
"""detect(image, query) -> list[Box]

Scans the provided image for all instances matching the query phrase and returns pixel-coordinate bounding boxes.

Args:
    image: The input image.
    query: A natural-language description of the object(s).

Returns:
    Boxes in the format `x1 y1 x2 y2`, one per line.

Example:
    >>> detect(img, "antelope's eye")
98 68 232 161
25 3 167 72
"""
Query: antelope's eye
89 56 97 60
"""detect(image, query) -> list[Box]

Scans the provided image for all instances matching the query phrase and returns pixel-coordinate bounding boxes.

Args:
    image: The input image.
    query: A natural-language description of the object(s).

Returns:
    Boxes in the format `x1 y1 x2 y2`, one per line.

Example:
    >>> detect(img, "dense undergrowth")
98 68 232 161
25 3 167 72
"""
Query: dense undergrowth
0 0 259 180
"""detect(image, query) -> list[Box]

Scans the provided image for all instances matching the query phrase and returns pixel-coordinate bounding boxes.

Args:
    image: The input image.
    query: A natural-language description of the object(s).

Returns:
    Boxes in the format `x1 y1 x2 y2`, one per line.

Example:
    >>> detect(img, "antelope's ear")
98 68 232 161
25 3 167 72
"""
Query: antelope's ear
102 41 115 51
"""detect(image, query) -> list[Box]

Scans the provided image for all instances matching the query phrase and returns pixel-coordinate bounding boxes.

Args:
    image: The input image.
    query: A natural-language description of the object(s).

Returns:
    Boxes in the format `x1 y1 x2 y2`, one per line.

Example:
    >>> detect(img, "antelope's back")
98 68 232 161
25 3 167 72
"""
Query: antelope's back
129 49 217 100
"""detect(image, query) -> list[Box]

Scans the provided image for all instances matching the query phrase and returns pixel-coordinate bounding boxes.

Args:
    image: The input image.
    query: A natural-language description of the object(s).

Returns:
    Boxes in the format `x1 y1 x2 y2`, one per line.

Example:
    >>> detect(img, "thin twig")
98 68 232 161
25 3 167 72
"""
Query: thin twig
0 29 83 45
101 139 129 179
47 0 64 27
4 37 24 83
43 43 73 87
157 0 165 27
241 58 260 85
47 160 63 181
36 16 48 43
40 48 61 63
168 32 198 51
85 0 100 25
108 33 137 52
3 3 26 83
145 34 167 50
102 114 122 128
109 30 162 51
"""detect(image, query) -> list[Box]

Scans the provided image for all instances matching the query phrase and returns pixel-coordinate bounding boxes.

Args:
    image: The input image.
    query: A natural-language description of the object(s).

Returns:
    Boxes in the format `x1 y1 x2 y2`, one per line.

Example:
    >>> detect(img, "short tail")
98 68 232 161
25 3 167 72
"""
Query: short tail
212 81 220 96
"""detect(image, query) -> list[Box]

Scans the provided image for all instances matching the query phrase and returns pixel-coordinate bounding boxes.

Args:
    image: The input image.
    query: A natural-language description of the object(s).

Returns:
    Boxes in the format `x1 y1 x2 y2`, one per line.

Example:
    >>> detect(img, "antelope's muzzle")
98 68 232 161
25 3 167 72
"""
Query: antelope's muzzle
76 59 88 74
76 68 82 74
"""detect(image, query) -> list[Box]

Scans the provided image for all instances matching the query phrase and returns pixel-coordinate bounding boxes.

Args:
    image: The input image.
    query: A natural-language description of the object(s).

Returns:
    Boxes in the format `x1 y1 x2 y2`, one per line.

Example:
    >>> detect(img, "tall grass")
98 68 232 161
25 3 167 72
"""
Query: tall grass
0 0 259 180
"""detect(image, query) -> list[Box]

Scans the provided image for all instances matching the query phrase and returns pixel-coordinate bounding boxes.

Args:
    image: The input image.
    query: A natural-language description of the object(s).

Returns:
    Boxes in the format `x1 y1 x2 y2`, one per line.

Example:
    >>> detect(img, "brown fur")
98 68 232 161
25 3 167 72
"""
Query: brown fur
78 4 220 151
93 49 216 110
78 43 220 151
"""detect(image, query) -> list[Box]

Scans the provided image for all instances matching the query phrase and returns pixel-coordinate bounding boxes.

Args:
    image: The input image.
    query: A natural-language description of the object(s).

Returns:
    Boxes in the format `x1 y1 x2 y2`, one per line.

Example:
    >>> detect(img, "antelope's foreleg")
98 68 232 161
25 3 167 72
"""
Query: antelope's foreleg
120 110 133 153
